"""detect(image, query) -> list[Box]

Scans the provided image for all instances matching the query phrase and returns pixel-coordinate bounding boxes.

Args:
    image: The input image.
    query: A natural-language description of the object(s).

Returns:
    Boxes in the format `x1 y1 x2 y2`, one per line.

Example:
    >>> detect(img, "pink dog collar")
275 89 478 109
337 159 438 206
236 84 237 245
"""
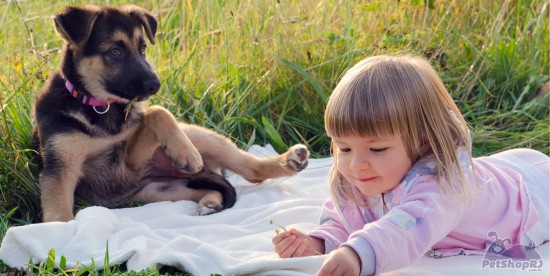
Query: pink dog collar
65 80 114 107
65 80 116 114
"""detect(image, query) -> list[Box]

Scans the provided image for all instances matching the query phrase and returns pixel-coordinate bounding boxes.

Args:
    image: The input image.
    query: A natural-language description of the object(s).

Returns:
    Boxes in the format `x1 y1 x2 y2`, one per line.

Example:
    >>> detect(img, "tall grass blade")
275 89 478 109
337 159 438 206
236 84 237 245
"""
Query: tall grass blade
273 55 328 103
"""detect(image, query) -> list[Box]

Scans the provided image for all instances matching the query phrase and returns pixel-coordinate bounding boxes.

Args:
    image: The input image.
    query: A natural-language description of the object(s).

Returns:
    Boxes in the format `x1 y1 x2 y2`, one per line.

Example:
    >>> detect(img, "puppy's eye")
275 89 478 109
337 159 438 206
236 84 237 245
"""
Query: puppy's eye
109 48 122 57
140 44 147 55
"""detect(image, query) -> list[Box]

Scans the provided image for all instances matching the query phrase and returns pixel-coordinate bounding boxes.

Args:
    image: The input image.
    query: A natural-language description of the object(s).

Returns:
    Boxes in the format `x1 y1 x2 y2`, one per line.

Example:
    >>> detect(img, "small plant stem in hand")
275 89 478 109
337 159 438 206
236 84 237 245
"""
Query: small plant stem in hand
269 219 287 234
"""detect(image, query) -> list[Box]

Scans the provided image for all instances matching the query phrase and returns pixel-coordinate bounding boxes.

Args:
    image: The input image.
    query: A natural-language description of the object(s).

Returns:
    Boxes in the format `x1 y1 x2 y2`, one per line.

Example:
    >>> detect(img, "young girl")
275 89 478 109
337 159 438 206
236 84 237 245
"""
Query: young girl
272 55 549 275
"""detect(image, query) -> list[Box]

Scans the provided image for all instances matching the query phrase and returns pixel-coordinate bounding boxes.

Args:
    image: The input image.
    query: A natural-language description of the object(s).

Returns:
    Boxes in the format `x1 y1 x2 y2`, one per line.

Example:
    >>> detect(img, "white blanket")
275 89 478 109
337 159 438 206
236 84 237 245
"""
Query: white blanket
1 145 548 275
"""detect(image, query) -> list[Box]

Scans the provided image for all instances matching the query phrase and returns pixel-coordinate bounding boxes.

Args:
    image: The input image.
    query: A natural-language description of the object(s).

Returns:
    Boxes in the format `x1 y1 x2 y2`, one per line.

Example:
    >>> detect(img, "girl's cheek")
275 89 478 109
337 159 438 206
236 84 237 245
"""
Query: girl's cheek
335 155 347 170
343 153 355 164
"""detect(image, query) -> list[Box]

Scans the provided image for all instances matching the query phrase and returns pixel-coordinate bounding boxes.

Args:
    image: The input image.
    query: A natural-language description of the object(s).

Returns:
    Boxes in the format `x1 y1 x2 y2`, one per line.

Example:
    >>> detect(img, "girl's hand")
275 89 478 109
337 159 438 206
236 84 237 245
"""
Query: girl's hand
316 246 361 276
272 228 324 258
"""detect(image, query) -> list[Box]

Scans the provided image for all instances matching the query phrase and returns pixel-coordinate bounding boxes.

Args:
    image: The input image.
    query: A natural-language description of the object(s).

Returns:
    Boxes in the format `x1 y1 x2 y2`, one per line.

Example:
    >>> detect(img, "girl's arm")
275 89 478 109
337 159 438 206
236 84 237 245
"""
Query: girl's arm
344 178 467 274
308 199 353 253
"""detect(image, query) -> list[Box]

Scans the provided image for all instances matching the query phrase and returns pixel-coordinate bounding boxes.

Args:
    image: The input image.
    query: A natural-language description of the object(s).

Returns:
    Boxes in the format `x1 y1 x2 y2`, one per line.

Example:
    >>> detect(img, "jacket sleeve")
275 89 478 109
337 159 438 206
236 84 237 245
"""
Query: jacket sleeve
307 199 351 253
346 178 467 274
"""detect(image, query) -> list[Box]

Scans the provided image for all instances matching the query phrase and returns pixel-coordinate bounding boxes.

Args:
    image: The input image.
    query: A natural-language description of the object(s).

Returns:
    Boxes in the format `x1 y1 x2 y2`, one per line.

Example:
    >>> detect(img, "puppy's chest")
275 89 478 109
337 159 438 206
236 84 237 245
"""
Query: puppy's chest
83 142 128 175
77 143 141 205
65 106 142 137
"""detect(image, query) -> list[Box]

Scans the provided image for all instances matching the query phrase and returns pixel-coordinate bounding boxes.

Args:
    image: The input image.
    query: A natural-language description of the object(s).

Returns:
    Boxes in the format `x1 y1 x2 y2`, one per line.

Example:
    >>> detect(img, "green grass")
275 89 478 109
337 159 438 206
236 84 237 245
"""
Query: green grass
0 0 548 274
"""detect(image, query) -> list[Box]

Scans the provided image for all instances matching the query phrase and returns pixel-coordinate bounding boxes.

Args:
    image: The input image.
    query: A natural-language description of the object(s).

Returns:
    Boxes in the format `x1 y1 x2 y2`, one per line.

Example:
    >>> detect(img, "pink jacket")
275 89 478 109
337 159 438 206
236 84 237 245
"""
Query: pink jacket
308 152 545 274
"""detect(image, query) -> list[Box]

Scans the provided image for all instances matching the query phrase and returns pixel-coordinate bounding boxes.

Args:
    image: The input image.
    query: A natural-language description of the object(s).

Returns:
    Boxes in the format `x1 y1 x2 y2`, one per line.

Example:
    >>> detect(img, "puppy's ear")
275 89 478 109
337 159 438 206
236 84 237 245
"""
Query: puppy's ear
127 5 158 44
53 5 100 48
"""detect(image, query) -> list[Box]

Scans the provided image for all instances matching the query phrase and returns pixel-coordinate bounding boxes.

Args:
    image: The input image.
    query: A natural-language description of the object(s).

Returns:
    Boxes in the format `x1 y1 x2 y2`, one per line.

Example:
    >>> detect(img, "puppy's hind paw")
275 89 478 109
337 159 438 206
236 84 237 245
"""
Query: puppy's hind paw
196 201 223 216
195 192 224 216
284 144 310 172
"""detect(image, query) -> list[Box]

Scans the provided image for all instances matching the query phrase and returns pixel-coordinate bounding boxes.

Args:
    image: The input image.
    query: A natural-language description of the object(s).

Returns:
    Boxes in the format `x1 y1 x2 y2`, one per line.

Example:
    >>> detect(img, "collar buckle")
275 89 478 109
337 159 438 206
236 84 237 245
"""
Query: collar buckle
65 80 113 114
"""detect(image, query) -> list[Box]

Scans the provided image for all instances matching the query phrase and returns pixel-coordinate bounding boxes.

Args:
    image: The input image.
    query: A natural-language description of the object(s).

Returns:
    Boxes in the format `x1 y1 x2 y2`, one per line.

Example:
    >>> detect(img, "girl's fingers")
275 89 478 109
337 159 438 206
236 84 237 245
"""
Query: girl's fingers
273 229 316 258
278 235 299 258
293 238 309 257
317 247 360 276
317 262 339 276
272 230 292 245
289 228 306 238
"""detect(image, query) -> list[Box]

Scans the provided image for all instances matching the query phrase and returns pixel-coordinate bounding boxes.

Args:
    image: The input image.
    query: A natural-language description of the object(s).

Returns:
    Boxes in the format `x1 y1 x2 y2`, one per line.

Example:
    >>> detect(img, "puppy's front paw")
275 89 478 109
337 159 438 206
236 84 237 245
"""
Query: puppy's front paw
284 144 309 172
164 143 204 174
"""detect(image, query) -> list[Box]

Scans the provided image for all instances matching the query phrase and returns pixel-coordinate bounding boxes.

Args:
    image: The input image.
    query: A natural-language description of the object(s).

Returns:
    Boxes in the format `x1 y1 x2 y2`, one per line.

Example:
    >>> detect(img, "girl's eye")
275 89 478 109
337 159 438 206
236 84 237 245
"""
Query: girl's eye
371 148 388 153
339 148 351 153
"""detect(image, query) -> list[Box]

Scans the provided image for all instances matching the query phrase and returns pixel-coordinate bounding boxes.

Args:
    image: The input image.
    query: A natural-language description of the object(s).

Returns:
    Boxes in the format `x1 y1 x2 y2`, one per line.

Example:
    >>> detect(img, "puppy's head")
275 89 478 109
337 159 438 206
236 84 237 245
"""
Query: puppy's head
54 5 160 102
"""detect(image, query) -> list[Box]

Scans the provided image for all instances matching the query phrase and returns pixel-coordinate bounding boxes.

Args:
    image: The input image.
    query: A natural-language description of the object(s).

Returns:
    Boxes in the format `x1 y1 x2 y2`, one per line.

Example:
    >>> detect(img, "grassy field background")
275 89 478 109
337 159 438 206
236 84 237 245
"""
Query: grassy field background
0 0 548 274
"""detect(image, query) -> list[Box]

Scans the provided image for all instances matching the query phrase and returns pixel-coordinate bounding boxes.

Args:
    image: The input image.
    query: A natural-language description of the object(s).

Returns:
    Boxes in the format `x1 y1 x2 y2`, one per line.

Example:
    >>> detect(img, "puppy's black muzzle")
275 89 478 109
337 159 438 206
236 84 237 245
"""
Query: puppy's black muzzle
115 75 160 101
109 62 161 101
144 78 161 95
106 51 160 101
135 75 161 100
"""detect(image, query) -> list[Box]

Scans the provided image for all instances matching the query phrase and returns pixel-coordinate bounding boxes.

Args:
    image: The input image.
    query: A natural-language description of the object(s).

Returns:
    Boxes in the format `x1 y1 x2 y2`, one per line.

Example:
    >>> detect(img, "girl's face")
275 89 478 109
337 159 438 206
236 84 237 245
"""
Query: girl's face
332 134 413 196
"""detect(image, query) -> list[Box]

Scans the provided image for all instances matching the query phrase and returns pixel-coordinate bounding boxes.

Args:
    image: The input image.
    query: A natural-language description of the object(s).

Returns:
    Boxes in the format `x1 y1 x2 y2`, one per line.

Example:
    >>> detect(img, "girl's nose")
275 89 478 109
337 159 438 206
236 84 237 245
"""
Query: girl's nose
350 154 370 171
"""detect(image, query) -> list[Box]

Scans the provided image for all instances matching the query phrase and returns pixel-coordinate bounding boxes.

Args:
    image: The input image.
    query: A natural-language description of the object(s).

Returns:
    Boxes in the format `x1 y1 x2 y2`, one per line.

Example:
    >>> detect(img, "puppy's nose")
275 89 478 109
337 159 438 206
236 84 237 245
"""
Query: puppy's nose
144 78 160 94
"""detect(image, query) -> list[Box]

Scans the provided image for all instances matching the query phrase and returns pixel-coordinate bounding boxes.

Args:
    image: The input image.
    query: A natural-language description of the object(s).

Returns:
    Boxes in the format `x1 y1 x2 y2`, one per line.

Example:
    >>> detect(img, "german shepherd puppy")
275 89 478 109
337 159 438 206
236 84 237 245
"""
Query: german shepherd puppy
32 5 309 222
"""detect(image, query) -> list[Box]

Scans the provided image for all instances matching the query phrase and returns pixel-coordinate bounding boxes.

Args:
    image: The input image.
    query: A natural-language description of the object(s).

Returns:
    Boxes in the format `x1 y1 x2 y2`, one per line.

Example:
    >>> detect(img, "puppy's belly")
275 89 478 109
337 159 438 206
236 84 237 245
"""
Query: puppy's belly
140 175 191 186
143 147 192 178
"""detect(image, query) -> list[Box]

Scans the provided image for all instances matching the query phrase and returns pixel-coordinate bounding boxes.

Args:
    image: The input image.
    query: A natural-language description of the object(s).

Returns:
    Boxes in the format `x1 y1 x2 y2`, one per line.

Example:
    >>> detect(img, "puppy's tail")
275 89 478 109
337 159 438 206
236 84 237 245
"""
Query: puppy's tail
187 171 237 209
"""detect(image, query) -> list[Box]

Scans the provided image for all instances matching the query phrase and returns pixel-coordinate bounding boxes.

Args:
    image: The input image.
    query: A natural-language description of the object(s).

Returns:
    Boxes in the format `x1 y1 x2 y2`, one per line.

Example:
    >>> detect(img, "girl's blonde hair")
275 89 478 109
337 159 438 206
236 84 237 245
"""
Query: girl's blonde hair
325 55 472 207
